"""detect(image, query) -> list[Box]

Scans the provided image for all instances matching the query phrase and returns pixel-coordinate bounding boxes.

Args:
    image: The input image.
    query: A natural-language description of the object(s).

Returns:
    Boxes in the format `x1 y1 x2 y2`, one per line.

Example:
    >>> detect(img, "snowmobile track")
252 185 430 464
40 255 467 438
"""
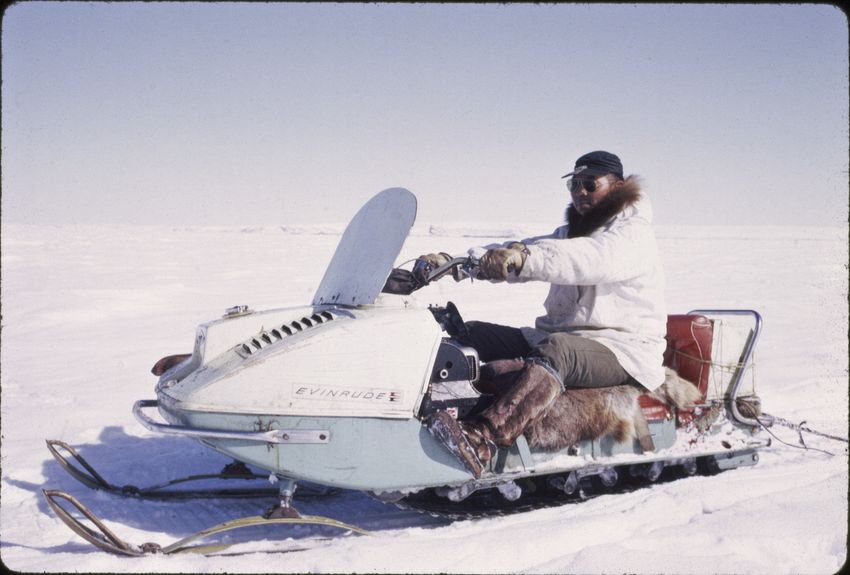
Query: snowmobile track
394 456 723 519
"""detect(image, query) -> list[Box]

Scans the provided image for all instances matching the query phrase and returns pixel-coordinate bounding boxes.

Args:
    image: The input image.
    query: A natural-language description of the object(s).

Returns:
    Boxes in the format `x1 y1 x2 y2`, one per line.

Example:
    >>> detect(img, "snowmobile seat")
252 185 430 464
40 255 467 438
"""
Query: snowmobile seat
638 314 713 421
151 353 192 376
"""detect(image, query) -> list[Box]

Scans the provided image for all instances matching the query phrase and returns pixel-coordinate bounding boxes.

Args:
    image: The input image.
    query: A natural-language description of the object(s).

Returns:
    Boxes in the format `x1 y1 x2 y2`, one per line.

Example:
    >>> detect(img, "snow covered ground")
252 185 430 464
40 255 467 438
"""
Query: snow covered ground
1 220 847 573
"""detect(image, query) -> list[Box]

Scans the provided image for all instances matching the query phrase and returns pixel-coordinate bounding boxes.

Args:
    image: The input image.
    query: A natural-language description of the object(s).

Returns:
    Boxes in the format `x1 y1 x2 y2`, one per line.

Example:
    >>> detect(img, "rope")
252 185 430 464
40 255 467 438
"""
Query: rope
755 415 842 457
395 258 418 268
672 343 843 455
762 413 849 445
671 349 751 370
689 320 709 396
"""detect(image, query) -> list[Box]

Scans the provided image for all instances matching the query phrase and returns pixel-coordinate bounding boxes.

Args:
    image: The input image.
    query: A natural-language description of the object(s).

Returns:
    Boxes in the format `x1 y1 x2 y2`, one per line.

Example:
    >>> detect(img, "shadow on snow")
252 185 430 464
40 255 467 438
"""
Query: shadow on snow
12 426 451 553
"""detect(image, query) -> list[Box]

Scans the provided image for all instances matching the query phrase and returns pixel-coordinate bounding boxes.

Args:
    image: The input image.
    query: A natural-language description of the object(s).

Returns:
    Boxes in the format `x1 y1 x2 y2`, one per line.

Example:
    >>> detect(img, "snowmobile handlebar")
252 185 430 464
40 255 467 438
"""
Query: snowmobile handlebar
382 256 481 296
423 255 481 284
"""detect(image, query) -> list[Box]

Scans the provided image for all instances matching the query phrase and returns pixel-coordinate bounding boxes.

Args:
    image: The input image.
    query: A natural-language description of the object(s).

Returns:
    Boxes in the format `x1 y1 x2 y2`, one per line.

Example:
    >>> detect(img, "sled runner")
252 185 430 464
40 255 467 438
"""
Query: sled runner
43 188 776 554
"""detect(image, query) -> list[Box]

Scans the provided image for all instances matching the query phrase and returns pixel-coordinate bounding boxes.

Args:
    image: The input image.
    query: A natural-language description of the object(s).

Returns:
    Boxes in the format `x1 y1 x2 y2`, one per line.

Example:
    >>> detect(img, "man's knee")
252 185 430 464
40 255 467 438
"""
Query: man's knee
529 333 582 378
530 333 629 389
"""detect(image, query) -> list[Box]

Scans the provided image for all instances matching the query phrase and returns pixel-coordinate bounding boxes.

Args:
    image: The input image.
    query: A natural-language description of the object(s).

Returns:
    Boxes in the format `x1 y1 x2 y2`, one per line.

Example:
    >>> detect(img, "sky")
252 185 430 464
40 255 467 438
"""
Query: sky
2 2 848 227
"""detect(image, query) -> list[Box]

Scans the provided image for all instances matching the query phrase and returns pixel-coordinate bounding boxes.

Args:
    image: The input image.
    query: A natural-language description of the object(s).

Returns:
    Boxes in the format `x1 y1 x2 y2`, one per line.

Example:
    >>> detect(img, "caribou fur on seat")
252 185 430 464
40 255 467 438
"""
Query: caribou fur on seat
524 367 702 451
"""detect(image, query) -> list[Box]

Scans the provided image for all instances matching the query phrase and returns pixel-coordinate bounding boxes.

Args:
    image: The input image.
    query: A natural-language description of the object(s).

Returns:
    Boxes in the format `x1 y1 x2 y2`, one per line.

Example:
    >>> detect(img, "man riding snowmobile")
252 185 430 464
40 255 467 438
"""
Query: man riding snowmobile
419 150 668 478
43 180 782 556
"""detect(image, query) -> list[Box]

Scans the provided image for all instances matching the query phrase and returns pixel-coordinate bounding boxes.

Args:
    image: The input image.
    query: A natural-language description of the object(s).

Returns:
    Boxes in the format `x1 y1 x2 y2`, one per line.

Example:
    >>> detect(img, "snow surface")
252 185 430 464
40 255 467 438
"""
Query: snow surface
1 222 847 573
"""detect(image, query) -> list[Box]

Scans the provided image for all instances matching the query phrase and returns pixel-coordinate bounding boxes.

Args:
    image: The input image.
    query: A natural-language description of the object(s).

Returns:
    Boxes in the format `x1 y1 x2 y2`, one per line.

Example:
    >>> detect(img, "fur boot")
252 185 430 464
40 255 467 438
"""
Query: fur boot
427 411 496 479
479 361 562 447
473 358 525 394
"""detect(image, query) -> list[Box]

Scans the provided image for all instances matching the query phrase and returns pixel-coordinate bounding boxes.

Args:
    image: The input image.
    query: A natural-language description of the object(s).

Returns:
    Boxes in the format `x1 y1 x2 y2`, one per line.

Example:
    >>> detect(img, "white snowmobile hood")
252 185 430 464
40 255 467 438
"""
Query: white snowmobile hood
159 304 443 419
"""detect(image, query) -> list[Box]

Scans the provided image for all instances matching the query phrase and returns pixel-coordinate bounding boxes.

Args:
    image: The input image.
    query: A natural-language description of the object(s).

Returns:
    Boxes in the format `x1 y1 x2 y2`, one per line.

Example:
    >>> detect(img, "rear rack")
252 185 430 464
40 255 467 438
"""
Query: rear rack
688 309 762 427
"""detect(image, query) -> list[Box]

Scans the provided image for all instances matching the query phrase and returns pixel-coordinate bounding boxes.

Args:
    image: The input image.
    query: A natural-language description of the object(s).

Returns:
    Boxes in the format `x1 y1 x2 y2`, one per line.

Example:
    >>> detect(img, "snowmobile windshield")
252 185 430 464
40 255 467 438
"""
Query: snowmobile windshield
313 188 417 307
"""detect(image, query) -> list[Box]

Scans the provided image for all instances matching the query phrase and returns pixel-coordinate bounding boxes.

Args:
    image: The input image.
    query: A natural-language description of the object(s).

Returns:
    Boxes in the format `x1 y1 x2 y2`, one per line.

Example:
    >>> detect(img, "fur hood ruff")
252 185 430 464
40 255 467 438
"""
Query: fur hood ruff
565 176 642 239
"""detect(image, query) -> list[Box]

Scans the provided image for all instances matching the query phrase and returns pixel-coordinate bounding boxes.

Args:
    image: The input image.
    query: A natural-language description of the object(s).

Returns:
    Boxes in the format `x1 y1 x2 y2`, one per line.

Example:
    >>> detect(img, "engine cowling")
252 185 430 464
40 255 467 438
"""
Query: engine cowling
157 305 445 419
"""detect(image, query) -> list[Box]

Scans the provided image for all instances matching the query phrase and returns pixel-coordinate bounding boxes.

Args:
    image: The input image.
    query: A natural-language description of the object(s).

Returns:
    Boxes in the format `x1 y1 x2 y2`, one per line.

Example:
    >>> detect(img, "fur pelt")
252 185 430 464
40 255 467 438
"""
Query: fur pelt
565 176 642 239
647 368 703 409
524 367 702 451
525 384 641 450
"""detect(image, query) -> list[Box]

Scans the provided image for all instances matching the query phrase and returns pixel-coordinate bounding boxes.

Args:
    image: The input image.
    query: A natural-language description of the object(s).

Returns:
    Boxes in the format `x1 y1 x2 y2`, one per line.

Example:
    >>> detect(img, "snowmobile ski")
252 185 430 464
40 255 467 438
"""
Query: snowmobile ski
42 489 370 556
46 439 338 500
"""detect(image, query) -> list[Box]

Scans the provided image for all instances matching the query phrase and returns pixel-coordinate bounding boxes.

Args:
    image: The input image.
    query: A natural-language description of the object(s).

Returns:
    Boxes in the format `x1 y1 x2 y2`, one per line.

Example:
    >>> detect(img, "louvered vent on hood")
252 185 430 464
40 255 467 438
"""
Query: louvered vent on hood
235 311 338 357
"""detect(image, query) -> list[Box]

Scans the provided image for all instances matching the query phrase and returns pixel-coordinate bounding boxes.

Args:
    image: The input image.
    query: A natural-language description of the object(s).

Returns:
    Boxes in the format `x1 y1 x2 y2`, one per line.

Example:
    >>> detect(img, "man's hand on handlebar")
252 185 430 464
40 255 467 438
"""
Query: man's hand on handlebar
412 252 453 284
382 253 483 295
477 242 529 281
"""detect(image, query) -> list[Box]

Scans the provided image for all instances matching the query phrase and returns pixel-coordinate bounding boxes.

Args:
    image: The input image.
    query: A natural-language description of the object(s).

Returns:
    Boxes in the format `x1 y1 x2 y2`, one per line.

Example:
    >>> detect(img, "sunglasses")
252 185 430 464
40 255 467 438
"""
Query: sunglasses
567 177 598 194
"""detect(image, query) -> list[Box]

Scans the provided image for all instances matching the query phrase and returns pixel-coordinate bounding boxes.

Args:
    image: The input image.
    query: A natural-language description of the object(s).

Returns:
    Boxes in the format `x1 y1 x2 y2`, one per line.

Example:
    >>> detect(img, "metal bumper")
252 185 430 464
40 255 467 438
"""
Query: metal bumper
132 400 330 444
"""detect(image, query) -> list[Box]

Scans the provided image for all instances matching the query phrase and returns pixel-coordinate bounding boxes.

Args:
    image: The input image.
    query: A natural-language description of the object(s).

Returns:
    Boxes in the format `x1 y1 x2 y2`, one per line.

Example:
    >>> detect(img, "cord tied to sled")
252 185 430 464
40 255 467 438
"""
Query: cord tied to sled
756 412 848 457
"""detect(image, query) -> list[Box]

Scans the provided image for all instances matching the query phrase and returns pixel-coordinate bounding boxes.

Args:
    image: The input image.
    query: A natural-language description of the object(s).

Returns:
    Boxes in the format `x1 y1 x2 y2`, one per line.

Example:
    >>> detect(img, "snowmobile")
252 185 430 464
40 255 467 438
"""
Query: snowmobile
43 187 773 555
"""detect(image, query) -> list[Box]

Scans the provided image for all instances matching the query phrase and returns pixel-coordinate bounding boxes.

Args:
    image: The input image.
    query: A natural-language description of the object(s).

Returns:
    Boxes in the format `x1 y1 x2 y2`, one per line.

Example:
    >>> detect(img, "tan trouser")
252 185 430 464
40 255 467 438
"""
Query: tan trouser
464 321 634 389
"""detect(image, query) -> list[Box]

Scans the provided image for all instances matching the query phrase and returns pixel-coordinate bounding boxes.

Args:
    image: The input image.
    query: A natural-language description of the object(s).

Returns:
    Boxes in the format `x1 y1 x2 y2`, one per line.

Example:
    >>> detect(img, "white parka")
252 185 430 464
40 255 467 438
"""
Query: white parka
478 185 667 390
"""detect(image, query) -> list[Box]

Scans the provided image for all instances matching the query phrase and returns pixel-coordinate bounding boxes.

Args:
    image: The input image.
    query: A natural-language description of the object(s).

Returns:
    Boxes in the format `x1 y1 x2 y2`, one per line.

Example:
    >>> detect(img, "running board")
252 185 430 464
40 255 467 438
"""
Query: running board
133 400 330 444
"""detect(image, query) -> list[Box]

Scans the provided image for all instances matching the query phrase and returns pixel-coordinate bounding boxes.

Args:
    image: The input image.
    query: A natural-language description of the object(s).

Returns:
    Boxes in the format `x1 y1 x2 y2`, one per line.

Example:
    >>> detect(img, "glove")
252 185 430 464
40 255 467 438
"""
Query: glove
412 252 452 284
382 268 423 295
477 242 529 281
